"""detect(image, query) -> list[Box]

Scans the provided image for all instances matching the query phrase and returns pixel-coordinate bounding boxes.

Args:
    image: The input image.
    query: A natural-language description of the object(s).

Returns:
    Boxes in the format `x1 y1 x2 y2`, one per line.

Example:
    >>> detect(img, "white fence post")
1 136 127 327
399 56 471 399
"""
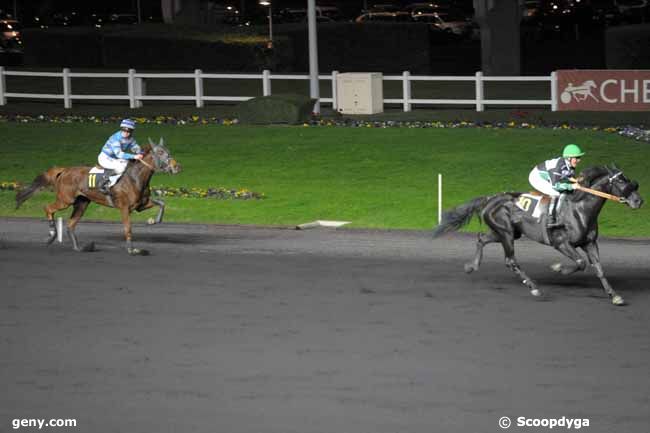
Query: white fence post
331 70 338 111
56 217 63 243
438 173 442 224
402 71 412 112
194 69 204 108
262 69 271 96
550 71 558 112
128 68 136 109
62 68 72 109
0 66 6 106
475 71 484 112
134 76 145 108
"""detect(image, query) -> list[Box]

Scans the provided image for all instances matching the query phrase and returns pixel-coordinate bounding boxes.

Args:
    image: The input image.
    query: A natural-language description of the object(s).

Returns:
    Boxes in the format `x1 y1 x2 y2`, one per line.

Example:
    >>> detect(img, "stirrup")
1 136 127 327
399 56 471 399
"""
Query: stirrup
99 183 112 194
546 219 564 229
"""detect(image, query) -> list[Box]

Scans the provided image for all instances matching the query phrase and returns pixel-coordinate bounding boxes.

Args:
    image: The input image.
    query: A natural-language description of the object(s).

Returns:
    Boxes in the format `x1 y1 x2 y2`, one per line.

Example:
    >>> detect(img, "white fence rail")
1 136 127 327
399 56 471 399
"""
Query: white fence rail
0 67 558 112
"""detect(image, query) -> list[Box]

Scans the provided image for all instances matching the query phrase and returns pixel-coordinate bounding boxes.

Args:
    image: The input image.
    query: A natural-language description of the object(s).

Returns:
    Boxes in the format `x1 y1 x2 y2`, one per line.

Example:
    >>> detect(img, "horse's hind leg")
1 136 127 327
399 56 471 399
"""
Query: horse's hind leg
464 231 499 273
484 205 541 297
500 234 542 297
44 199 72 245
67 197 94 252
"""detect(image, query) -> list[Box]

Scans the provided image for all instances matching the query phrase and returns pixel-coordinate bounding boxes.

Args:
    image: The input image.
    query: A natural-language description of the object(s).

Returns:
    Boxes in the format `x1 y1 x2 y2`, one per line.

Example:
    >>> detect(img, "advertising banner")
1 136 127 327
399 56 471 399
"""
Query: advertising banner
556 70 650 111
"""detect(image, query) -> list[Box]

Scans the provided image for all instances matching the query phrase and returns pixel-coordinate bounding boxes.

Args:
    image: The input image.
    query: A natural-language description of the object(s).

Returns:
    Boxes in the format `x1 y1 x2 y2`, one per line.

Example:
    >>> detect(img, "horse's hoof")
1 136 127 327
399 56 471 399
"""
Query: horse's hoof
46 235 56 245
612 295 625 306
550 263 562 273
147 217 156 225
464 264 476 274
128 248 149 256
81 242 95 252
530 288 542 297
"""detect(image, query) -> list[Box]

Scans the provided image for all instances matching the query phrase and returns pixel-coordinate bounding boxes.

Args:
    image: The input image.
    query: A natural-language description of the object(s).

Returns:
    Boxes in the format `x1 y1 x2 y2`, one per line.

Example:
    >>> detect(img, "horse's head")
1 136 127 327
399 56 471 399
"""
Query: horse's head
605 165 643 209
147 138 182 175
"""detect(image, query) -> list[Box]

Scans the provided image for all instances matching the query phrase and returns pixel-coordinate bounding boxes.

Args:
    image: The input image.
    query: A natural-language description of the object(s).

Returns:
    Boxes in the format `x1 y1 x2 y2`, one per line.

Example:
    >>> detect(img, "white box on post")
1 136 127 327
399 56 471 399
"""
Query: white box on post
336 72 384 114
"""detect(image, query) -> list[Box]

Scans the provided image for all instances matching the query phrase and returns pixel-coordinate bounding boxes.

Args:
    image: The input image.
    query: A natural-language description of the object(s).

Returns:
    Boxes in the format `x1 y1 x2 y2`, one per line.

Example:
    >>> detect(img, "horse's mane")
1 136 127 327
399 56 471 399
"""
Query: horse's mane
576 165 609 188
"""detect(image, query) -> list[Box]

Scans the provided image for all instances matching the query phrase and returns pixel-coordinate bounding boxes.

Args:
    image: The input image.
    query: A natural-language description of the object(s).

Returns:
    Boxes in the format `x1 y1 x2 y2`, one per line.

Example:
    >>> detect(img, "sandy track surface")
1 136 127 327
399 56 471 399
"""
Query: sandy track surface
1 218 649 433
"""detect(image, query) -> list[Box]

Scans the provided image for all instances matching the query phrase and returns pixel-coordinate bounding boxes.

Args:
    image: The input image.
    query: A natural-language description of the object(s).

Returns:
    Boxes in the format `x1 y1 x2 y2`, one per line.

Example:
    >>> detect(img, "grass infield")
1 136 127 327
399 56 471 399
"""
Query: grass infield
0 122 648 237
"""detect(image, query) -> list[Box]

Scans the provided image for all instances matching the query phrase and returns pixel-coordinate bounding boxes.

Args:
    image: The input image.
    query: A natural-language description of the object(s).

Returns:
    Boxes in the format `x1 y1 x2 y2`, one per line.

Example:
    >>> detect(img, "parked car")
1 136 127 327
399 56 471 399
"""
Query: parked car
355 11 413 22
108 14 138 25
522 0 542 20
412 11 473 36
591 0 622 25
613 0 648 21
0 19 22 53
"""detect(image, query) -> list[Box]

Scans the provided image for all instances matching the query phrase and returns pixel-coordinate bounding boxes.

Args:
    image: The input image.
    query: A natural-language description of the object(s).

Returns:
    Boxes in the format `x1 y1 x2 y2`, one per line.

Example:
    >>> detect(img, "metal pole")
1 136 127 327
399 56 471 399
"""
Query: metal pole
13 0 18 19
307 0 320 114
269 3 273 44
137 0 142 24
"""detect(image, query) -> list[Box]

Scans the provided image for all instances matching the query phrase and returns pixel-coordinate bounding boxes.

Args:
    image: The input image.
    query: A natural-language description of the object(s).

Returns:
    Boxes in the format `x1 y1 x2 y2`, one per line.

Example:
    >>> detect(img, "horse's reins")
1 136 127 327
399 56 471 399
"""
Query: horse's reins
138 158 155 170
569 178 626 203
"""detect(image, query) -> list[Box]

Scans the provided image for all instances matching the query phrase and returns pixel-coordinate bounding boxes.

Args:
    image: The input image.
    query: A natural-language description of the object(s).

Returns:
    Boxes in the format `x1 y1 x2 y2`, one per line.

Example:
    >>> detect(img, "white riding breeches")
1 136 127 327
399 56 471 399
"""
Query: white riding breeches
529 167 560 197
98 153 128 186
98 153 128 174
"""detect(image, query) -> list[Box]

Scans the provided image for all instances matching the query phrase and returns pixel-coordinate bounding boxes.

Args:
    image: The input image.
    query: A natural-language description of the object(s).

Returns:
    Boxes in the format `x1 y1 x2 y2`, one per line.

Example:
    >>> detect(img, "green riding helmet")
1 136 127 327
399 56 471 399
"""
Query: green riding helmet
562 143 585 158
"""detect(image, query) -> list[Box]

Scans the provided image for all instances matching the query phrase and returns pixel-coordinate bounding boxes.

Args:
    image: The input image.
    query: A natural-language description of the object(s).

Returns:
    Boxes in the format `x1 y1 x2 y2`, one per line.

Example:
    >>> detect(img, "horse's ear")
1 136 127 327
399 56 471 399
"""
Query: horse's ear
148 137 154 146
611 162 619 171
159 137 164 147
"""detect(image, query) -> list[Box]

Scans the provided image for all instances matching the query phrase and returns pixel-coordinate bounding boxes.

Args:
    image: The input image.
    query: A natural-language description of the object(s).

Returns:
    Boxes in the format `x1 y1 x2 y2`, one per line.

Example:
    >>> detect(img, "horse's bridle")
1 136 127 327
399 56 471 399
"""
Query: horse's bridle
576 170 638 204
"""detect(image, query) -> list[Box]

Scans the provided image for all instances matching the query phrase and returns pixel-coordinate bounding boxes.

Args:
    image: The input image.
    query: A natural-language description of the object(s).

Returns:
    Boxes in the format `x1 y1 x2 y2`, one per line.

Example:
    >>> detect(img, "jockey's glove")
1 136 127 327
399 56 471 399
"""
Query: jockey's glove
555 182 574 192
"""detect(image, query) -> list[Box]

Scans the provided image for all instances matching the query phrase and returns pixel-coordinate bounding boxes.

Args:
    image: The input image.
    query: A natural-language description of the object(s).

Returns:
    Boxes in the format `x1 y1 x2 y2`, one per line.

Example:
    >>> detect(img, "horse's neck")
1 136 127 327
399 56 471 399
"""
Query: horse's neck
125 157 154 190
567 176 609 224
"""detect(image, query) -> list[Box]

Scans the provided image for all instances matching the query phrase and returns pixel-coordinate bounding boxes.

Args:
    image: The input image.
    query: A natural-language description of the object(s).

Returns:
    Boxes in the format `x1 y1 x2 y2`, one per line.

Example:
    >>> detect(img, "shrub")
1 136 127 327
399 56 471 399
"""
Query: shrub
237 94 316 124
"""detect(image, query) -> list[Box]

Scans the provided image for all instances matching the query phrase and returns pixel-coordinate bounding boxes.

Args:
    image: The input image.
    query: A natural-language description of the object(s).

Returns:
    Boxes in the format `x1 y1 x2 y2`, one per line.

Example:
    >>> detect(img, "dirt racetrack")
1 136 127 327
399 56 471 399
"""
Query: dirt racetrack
1 217 649 433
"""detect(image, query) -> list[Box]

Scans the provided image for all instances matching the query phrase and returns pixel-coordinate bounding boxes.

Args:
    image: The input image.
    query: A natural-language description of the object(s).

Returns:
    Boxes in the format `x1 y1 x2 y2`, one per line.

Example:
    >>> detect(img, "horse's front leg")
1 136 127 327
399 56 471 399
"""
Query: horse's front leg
121 207 149 256
138 197 166 225
582 241 624 306
464 231 499 274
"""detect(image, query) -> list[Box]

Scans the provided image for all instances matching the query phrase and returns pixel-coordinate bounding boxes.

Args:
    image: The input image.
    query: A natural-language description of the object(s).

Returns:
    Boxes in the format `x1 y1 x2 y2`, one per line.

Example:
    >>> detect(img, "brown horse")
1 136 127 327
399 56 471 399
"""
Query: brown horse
16 138 181 255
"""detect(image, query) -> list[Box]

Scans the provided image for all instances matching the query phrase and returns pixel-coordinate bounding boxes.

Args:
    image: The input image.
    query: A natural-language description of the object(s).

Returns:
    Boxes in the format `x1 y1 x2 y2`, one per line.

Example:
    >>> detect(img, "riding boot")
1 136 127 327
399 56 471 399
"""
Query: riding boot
547 196 562 228
99 169 114 194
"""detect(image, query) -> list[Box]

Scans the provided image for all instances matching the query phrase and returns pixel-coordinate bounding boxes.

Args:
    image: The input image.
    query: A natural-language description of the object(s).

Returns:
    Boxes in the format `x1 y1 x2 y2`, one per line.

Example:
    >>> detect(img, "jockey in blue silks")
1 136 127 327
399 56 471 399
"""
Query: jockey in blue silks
97 119 143 193
528 144 585 228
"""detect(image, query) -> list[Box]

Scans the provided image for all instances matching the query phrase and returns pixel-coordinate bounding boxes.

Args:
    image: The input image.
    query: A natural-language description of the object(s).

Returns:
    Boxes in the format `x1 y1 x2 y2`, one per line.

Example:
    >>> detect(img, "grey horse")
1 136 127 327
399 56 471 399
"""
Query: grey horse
433 165 643 306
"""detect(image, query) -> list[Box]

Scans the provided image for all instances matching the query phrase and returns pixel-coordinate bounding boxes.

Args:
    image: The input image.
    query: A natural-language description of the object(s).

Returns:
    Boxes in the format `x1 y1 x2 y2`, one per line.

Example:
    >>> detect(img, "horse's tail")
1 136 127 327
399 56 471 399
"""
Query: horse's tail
15 167 66 209
433 196 491 238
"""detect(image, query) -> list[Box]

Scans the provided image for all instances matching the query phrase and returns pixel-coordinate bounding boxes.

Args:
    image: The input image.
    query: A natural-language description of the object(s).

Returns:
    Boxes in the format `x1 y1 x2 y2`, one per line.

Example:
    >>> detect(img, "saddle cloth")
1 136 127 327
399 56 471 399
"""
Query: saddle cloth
87 167 122 189
514 192 551 219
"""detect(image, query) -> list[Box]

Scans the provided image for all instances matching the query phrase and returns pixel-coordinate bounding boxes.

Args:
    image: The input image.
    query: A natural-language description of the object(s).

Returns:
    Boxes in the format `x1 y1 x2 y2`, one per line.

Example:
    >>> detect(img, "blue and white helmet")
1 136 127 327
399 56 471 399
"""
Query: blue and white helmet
120 118 136 130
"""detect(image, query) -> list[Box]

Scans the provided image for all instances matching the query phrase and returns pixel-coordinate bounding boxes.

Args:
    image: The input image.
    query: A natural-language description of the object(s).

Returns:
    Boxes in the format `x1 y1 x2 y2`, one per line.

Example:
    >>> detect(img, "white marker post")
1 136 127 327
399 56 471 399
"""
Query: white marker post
57 217 63 243
438 173 442 224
